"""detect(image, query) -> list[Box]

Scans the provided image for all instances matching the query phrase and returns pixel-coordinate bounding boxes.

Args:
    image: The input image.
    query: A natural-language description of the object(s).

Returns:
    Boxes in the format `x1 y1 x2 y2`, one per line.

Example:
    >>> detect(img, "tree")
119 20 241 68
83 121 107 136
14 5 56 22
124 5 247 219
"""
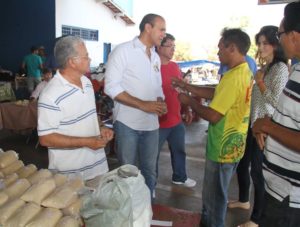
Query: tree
226 16 257 60
173 41 193 61
173 16 258 62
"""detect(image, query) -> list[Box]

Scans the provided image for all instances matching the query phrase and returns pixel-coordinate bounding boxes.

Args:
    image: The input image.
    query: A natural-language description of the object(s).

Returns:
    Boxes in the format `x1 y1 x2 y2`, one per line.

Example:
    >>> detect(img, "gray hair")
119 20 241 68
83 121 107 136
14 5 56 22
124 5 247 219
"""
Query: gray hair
54 36 84 69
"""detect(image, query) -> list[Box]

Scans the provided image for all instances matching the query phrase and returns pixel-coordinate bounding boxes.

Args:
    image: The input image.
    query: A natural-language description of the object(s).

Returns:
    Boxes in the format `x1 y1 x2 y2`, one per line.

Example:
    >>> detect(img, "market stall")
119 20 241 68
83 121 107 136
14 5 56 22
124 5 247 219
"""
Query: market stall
0 82 16 103
0 100 37 131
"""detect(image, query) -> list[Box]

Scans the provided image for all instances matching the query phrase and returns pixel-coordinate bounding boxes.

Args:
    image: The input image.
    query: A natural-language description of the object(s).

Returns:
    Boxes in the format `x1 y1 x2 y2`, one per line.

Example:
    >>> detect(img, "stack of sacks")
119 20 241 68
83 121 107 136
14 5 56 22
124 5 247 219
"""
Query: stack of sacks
0 149 84 227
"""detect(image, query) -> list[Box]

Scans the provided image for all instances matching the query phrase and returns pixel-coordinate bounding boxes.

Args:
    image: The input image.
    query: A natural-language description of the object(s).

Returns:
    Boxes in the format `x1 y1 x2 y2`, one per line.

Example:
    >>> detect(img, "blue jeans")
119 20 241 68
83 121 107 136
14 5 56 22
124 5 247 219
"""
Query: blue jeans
114 121 159 198
27 76 41 93
158 122 187 182
201 159 238 227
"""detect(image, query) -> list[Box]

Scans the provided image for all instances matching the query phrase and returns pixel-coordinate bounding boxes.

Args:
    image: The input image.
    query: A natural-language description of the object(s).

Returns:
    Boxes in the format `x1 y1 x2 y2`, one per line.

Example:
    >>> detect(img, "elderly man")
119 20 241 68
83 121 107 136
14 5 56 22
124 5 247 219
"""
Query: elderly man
173 28 253 227
38 36 113 180
104 13 167 198
252 1 300 226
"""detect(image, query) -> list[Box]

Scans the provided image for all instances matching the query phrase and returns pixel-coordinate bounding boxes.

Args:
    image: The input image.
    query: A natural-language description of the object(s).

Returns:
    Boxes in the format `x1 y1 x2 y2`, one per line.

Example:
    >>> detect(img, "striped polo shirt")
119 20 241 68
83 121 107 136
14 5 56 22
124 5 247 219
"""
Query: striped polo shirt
263 63 300 208
38 72 108 180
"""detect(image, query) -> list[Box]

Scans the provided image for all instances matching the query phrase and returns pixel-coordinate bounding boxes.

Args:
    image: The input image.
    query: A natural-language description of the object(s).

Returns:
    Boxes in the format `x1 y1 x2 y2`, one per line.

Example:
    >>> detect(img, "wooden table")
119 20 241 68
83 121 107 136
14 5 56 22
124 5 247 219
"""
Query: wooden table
0 101 37 131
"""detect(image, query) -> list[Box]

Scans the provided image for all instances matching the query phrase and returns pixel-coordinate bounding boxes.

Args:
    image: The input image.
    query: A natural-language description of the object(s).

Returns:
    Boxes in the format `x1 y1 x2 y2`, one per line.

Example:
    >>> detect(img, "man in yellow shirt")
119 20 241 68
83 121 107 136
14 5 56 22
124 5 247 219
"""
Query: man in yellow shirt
172 28 253 227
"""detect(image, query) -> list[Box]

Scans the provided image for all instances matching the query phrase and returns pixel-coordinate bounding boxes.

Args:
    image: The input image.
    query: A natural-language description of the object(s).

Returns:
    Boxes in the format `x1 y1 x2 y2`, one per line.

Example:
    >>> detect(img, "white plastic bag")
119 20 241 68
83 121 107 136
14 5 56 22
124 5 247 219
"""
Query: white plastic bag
81 164 152 227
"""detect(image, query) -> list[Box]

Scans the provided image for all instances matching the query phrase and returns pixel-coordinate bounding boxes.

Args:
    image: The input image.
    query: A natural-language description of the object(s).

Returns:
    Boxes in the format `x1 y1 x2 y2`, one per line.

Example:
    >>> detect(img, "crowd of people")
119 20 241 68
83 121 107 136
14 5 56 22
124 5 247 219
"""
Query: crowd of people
170 2 300 227
12 44 57 100
183 65 220 85
14 1 298 227
107 2 300 227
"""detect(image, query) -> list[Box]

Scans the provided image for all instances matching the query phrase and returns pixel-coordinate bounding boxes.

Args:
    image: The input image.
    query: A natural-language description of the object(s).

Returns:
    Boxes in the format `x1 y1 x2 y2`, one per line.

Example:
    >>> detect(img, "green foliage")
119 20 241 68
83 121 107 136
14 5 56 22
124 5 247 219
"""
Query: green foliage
173 41 193 61
227 16 250 29
248 40 258 60
173 15 258 62
226 16 258 60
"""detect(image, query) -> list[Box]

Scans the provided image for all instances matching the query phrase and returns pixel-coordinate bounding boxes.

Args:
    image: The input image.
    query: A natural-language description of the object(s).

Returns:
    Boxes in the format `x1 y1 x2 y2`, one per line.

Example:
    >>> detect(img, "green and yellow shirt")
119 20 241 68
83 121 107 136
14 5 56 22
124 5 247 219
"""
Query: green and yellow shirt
207 62 253 163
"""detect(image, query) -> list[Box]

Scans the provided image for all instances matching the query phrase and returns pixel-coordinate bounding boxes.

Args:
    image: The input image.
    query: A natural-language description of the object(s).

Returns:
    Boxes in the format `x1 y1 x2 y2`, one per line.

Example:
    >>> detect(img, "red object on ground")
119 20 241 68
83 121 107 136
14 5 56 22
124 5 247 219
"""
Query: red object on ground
152 204 201 227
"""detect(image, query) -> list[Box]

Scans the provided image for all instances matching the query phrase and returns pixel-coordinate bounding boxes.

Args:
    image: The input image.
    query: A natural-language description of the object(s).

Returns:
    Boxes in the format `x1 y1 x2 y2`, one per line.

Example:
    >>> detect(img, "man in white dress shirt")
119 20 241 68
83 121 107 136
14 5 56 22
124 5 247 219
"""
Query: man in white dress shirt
105 13 167 199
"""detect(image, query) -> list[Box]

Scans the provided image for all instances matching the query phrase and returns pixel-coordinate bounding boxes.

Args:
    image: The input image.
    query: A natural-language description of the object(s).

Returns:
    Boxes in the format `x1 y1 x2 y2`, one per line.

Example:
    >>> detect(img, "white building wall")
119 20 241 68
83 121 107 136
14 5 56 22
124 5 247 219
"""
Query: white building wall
55 0 137 67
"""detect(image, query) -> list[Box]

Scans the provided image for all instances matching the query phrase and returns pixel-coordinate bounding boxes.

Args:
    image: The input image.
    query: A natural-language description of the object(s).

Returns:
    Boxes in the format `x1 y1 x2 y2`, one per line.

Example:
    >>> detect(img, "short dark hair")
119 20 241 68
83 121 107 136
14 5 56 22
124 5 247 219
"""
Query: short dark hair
42 67 52 75
161 33 175 46
283 1 300 33
139 13 163 33
221 28 251 55
255 25 287 69
30 46 38 53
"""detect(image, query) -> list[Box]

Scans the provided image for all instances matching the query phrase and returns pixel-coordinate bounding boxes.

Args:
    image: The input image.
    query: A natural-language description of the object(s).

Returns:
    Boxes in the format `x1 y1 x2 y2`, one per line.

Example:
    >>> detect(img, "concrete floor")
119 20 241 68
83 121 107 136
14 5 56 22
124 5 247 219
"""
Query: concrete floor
0 119 253 227
155 120 252 227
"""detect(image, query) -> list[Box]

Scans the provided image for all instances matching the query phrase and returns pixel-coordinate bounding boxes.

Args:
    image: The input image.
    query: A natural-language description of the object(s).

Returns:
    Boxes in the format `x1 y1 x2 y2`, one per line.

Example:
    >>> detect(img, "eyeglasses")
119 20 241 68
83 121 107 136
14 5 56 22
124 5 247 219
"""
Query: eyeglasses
73 55 91 61
276 31 286 40
161 45 176 49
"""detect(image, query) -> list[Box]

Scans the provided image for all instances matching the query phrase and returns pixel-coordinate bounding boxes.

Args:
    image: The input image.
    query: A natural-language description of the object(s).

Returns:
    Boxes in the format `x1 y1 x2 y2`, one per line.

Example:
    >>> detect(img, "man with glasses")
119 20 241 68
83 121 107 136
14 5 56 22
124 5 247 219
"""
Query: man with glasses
253 1 300 226
38 36 113 180
156 33 196 188
105 14 167 200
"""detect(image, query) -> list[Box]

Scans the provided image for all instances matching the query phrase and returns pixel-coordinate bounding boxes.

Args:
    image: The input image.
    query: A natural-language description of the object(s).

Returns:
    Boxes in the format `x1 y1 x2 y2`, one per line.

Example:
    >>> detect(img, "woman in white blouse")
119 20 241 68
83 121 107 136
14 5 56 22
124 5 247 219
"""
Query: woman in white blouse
228 25 289 227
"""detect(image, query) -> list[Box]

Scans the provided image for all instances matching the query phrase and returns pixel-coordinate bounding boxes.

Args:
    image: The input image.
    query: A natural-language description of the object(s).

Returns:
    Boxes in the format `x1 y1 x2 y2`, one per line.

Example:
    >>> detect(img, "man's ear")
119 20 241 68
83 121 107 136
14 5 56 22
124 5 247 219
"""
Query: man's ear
68 57 78 69
229 44 235 53
145 23 152 33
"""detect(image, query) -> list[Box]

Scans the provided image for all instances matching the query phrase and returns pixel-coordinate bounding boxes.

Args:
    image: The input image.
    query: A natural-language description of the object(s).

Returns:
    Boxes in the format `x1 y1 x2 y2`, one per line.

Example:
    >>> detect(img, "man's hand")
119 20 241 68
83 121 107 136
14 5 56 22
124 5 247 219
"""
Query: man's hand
252 116 271 135
29 97 36 102
252 116 271 150
171 77 186 91
181 105 193 124
178 93 192 106
87 137 109 150
184 110 193 124
254 133 267 150
140 100 167 116
39 133 112 151
114 91 167 116
100 126 114 141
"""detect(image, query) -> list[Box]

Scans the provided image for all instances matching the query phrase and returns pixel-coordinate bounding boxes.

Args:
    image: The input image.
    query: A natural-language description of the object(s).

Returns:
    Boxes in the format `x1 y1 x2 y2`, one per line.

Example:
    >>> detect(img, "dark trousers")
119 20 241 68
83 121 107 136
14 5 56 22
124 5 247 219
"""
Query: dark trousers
236 128 265 224
260 193 300 227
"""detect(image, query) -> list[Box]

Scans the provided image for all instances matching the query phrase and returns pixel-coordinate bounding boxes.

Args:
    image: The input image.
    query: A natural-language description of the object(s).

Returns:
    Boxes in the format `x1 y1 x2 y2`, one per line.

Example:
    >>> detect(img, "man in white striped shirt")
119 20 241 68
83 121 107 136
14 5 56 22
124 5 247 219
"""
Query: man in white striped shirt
252 1 300 226
38 36 114 180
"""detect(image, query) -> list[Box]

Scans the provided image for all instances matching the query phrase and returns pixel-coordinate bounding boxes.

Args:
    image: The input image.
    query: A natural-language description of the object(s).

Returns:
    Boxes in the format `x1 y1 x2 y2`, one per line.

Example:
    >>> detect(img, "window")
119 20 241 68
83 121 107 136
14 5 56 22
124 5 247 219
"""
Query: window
62 25 98 41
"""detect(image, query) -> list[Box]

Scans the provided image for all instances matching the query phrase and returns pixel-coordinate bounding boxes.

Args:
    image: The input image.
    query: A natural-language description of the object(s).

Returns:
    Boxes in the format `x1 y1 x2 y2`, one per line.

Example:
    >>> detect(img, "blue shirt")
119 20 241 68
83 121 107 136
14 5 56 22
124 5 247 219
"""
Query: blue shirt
218 55 257 76
23 53 42 77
